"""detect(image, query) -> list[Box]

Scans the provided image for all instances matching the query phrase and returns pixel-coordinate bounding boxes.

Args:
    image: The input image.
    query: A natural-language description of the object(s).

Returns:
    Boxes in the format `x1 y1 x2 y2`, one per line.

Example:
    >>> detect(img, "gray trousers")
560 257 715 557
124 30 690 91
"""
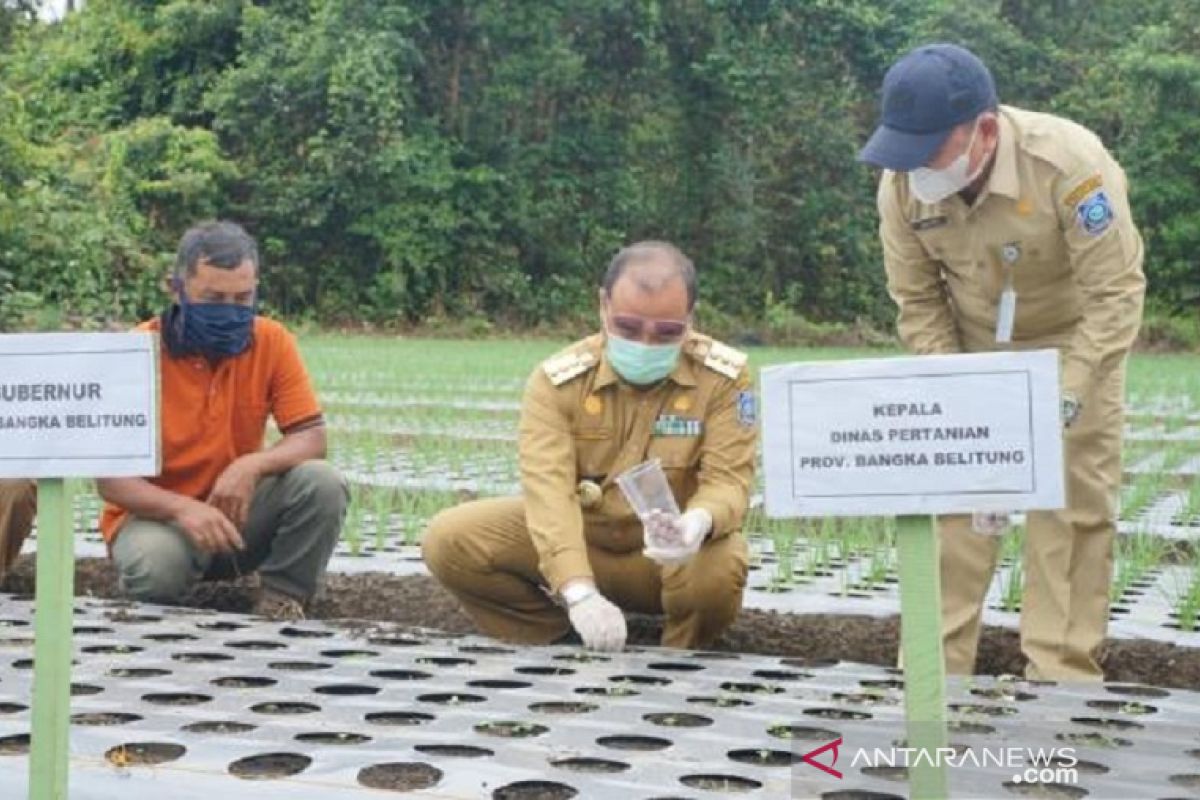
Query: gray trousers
112 461 348 604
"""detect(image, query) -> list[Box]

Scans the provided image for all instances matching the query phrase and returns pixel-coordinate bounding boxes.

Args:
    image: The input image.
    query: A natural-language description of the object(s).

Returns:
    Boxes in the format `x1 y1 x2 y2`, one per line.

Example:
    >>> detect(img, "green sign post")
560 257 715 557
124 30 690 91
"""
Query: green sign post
0 332 160 800
29 479 75 800
896 514 949 799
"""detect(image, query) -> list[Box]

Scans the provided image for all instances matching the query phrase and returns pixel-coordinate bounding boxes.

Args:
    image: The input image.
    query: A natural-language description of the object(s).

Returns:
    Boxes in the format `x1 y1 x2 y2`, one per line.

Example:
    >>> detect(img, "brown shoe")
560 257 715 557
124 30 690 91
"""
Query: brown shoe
253 588 306 622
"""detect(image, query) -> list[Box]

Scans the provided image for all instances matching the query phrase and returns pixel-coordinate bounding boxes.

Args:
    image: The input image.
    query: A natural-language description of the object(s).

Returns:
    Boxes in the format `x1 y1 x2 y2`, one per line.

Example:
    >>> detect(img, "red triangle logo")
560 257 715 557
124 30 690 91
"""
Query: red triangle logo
801 737 844 779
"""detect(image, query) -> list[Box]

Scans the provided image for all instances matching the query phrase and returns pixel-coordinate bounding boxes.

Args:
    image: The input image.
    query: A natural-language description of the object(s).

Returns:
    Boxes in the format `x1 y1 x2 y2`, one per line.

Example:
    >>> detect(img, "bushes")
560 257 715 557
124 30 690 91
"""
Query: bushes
0 0 1196 337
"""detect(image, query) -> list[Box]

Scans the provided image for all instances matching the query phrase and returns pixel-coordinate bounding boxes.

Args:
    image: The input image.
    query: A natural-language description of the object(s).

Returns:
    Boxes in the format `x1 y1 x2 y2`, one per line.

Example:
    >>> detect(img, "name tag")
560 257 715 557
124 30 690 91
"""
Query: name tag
653 415 702 437
911 215 949 231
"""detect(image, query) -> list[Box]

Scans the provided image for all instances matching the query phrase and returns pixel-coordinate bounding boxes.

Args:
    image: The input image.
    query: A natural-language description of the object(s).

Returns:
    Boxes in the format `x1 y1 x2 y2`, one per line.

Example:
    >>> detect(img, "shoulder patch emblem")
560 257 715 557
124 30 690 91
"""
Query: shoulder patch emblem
543 348 598 386
1062 174 1103 208
1075 189 1114 237
703 341 747 380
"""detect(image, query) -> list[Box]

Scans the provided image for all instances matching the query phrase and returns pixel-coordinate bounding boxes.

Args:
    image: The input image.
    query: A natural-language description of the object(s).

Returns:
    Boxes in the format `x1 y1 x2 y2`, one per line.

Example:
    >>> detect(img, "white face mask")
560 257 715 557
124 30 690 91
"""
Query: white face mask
908 119 985 204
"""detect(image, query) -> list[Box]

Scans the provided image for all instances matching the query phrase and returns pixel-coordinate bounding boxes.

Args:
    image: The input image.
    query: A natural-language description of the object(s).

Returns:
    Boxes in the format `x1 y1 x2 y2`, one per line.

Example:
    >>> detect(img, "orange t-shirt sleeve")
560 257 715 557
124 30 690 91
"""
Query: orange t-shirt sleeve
269 329 322 431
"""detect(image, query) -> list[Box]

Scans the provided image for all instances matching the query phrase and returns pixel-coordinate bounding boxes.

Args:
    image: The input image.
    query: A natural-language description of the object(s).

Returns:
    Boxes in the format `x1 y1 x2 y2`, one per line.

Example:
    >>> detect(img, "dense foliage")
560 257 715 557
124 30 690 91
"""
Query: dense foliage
0 0 1196 337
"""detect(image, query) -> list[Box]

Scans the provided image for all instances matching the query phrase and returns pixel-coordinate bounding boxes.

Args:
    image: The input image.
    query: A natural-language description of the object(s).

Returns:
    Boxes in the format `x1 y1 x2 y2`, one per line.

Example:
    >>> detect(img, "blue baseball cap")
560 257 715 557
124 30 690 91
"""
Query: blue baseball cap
858 43 998 171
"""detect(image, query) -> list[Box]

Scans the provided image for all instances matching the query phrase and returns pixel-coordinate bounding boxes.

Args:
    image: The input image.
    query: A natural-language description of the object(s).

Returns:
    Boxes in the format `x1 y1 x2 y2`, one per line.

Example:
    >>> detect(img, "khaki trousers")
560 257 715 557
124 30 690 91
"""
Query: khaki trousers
940 364 1125 681
0 479 36 577
423 496 748 649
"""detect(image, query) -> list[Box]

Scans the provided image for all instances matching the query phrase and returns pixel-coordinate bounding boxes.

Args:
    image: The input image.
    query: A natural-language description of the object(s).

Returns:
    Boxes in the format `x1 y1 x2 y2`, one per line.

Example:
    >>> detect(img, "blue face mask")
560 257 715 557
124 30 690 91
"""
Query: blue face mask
606 333 681 386
177 288 256 358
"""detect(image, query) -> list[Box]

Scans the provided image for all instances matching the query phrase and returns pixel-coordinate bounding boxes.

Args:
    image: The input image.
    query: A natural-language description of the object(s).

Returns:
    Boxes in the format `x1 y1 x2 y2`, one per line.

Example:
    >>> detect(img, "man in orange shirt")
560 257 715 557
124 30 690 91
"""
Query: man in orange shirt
97 221 348 621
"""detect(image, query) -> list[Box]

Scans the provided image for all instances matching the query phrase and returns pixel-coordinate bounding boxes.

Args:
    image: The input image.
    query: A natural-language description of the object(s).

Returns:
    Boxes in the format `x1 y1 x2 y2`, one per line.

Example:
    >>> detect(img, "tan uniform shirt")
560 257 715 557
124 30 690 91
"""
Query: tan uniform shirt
877 105 1146 397
519 331 758 593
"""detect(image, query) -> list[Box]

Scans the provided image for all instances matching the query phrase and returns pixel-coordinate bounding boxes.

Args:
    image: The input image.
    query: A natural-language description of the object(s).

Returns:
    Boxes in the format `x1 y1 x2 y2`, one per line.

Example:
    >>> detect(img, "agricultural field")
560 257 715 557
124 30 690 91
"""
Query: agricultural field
4 336 1200 799
27 339 1200 642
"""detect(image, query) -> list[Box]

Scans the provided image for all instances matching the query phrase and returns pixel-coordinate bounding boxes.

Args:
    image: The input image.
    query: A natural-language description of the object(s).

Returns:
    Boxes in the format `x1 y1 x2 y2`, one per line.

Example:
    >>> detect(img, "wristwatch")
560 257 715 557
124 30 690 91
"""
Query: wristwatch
559 582 597 607
1062 392 1083 428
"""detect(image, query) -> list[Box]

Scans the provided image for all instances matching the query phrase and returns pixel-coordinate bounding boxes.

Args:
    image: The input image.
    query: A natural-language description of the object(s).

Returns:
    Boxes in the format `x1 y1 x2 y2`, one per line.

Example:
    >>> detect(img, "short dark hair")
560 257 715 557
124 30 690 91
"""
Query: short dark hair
174 221 259 279
603 241 697 310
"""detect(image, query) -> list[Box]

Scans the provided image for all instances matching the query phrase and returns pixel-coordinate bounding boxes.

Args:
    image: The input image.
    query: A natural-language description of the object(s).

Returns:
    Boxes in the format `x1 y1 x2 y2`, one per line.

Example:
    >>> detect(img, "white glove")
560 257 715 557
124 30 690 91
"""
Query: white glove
643 508 712 566
565 589 627 652
972 511 1012 536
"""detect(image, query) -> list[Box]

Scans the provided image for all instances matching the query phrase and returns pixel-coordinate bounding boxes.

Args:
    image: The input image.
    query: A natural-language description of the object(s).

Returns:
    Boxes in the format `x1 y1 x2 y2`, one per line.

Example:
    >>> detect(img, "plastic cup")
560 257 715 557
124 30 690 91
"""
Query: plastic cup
615 459 681 521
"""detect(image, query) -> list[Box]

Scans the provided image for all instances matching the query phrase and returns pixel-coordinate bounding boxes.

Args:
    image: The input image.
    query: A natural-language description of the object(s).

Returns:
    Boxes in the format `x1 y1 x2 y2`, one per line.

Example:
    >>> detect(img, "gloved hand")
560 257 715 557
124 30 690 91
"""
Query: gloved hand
565 588 627 651
971 511 1012 536
643 508 712 566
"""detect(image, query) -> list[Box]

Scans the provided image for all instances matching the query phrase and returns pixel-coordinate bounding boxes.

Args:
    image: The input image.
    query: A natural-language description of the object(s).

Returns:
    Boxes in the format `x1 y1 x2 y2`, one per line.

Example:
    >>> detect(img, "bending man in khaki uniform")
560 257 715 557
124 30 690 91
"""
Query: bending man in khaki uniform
424 241 757 651
0 480 35 579
859 44 1145 681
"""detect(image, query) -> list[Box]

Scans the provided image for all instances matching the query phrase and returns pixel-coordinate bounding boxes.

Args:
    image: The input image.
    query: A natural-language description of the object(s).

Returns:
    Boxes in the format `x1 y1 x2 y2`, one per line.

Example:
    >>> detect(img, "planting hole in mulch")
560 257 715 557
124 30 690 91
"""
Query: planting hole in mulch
861 679 905 690
196 621 245 631
468 679 532 690
212 676 277 689
516 666 575 676
1002 780 1088 798
949 703 1018 717
1084 699 1157 715
948 720 995 735
251 701 320 715
970 687 1037 702
644 712 712 728
553 653 609 664
752 669 810 681
720 681 784 695
609 674 671 686
369 635 427 647
1105 684 1169 698
358 762 443 792
182 721 256 734
321 649 380 659
806 707 873 721
648 661 704 672
314 683 381 696
229 752 312 780
0 734 30 755
769 724 841 741
492 780 578 800
833 692 898 706
1169 774 1200 789
280 626 333 639
296 732 372 745
1062 758 1110 775
530 702 598 714
459 644 515 655
414 744 494 758
679 774 762 793
269 660 332 671
551 757 630 774
576 686 638 697
225 640 287 651
371 669 432 681
143 692 209 706
728 748 800 767
418 692 485 705
597 735 672 751
1070 716 1145 731
71 684 103 696
689 695 753 708
74 626 113 635
72 712 141 726
820 792 905 800
475 720 549 738
172 652 233 663
366 711 435 726
82 644 143 655
105 742 185 767
1055 732 1133 748
110 668 172 679
416 656 475 668
0 703 26 714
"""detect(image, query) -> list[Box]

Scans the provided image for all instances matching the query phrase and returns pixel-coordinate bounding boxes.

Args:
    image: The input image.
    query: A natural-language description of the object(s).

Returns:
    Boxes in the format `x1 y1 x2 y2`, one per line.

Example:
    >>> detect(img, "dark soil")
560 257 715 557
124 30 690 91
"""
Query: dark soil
5 556 1200 691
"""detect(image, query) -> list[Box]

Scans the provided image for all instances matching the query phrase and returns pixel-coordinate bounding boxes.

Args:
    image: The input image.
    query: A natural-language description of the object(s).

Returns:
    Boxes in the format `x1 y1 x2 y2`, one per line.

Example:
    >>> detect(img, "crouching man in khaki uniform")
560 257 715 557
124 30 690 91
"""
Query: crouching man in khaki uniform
859 44 1146 680
424 242 757 651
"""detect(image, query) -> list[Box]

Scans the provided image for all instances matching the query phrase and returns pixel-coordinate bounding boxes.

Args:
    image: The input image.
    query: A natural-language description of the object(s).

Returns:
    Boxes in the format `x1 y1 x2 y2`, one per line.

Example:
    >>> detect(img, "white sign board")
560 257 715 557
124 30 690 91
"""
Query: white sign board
762 350 1065 517
0 332 160 478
